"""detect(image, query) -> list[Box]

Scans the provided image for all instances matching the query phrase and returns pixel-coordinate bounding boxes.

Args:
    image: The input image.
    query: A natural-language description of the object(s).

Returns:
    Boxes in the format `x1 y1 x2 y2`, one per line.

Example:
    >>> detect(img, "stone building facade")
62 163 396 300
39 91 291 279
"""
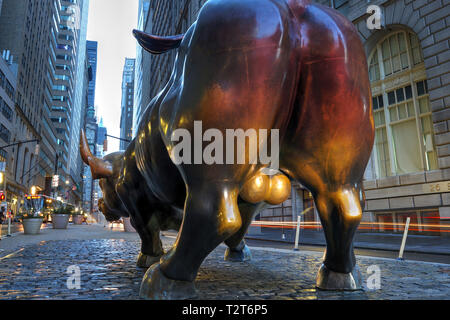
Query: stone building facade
135 0 450 236
0 51 22 215
0 0 90 207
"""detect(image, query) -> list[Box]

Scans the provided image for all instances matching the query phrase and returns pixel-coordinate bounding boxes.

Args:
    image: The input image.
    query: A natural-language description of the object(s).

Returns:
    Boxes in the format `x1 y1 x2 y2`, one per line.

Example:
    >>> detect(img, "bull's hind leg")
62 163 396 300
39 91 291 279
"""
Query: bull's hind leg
139 182 242 300
224 202 265 262
282 159 365 290
312 186 363 290
279 37 373 289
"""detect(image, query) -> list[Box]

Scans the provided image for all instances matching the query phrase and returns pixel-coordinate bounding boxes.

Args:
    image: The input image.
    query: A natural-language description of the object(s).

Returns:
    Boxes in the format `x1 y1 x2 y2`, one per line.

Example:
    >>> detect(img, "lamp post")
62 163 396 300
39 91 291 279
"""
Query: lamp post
65 178 70 203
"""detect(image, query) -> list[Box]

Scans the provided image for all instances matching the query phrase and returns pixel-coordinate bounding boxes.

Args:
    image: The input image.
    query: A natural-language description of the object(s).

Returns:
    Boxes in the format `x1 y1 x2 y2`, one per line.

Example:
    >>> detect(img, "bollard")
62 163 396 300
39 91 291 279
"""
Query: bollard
7 217 11 237
293 215 301 251
397 217 410 260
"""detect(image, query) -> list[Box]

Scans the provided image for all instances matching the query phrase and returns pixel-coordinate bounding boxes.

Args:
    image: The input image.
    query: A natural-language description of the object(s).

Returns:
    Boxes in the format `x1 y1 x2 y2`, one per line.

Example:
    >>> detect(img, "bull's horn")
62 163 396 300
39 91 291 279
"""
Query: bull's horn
132 29 184 54
80 129 113 179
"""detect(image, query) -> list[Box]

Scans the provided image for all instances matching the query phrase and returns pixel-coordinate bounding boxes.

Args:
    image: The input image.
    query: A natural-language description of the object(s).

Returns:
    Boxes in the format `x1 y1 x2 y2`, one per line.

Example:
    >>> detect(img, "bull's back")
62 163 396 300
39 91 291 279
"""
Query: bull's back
159 0 299 181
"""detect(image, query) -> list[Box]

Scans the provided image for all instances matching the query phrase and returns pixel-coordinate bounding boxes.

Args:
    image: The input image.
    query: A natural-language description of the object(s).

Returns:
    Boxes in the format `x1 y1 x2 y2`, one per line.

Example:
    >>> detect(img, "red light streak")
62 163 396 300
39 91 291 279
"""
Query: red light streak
250 220 450 233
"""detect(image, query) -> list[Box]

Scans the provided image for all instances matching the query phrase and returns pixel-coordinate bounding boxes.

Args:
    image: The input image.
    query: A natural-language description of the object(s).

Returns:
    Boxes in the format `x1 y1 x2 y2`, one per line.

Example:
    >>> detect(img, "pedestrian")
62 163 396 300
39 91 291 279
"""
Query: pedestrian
0 207 4 240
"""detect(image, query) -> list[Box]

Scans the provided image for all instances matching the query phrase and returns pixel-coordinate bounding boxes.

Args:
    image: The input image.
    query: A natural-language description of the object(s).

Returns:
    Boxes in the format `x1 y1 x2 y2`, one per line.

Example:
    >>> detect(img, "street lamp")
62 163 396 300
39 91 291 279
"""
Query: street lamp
30 186 37 196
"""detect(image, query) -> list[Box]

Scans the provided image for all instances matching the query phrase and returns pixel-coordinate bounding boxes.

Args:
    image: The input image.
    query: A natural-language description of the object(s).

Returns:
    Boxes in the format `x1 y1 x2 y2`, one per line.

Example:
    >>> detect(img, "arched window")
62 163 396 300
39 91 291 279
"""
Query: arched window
368 30 437 178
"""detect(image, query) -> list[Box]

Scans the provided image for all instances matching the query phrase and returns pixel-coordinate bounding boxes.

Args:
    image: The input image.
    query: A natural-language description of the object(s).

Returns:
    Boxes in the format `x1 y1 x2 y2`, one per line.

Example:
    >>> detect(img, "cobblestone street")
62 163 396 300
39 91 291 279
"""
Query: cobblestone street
0 225 449 300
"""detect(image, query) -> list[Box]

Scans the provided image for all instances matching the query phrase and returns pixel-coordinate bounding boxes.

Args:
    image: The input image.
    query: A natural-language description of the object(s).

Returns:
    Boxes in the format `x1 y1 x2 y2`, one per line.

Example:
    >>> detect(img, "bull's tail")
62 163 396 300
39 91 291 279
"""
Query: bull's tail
133 29 184 54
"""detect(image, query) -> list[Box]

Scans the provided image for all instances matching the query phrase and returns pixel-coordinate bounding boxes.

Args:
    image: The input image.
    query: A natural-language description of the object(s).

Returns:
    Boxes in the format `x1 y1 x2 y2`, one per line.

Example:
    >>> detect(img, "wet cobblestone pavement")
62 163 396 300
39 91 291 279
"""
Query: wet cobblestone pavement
0 237 449 300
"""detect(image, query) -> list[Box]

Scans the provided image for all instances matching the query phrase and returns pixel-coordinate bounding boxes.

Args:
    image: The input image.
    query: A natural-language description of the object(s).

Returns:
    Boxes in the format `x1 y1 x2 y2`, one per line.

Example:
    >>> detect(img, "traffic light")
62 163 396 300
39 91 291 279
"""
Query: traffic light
0 192 5 201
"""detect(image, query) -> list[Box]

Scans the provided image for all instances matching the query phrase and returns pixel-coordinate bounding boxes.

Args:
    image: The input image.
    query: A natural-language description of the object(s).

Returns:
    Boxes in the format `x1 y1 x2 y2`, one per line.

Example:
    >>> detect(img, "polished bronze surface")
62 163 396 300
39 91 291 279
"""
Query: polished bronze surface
240 172 270 204
82 0 374 299
265 174 292 205
80 130 113 179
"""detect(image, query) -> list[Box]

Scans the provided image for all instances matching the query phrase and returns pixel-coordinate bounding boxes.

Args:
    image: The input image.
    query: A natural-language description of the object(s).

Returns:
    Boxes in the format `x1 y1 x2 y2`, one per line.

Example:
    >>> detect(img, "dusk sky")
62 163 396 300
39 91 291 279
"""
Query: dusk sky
86 0 139 152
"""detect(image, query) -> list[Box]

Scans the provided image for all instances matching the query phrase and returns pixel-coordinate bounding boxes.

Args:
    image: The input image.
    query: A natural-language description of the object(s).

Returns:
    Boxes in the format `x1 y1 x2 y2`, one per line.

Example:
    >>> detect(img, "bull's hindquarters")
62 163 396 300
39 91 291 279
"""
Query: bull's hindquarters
279 3 374 290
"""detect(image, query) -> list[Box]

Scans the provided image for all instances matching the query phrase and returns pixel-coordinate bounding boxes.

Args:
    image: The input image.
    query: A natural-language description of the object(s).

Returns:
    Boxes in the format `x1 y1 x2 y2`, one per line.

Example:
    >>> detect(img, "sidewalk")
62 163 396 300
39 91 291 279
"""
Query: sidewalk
0 222 21 238
246 227 450 255
0 223 139 256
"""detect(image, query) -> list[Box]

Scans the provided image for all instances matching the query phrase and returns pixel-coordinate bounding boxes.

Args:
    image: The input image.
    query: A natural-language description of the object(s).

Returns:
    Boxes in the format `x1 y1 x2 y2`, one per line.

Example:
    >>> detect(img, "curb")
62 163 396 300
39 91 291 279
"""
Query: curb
246 245 450 266
244 236 450 257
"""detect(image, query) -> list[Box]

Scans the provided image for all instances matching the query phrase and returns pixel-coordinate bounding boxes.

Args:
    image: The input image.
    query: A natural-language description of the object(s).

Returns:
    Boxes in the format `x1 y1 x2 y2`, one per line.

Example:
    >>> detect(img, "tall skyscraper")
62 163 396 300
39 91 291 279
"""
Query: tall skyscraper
0 0 90 204
0 0 61 193
86 41 97 120
50 0 89 190
120 58 135 151
82 40 99 214
68 0 90 205
133 0 150 136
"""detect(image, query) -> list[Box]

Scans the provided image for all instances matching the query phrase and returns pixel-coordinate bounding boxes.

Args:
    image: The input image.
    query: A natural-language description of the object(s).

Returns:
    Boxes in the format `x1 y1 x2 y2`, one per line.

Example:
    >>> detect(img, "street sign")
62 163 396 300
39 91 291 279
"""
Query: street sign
52 175 59 188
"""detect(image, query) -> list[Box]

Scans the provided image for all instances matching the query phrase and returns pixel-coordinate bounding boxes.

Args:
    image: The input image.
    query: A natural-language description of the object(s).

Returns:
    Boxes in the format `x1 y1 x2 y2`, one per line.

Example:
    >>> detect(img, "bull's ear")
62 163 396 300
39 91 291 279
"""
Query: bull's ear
133 29 184 54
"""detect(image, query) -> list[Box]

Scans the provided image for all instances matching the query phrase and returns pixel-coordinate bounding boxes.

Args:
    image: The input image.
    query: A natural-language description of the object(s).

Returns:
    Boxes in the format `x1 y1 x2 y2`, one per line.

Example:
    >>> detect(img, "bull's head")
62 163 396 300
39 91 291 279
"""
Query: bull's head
80 129 126 221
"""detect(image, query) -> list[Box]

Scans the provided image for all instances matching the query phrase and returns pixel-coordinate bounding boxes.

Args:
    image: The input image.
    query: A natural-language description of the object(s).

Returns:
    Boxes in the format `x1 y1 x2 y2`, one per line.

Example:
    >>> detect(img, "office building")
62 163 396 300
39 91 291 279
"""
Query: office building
86 40 97 120
0 0 90 204
120 58 135 151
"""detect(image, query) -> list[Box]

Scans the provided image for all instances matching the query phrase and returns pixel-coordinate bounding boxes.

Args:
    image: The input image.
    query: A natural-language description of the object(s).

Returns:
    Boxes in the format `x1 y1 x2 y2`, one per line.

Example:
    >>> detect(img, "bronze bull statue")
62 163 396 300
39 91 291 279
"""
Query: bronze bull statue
81 0 374 299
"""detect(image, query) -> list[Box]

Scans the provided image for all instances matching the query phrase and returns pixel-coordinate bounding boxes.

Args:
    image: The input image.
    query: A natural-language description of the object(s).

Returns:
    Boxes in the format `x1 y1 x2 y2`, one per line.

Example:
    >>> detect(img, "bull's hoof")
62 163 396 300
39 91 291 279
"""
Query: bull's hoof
316 264 362 291
224 244 252 262
140 264 197 300
136 252 162 268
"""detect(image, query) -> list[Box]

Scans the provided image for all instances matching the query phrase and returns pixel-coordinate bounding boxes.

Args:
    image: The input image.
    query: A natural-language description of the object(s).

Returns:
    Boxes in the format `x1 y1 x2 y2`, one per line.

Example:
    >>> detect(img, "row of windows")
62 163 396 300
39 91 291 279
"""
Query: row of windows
0 124 11 143
51 117 67 123
0 69 15 101
0 96 13 121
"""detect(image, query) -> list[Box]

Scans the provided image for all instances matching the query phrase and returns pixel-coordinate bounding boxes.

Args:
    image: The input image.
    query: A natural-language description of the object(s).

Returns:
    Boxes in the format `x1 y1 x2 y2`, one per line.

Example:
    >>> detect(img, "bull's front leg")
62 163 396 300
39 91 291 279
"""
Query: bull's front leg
139 182 242 300
224 202 265 262
131 214 165 268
